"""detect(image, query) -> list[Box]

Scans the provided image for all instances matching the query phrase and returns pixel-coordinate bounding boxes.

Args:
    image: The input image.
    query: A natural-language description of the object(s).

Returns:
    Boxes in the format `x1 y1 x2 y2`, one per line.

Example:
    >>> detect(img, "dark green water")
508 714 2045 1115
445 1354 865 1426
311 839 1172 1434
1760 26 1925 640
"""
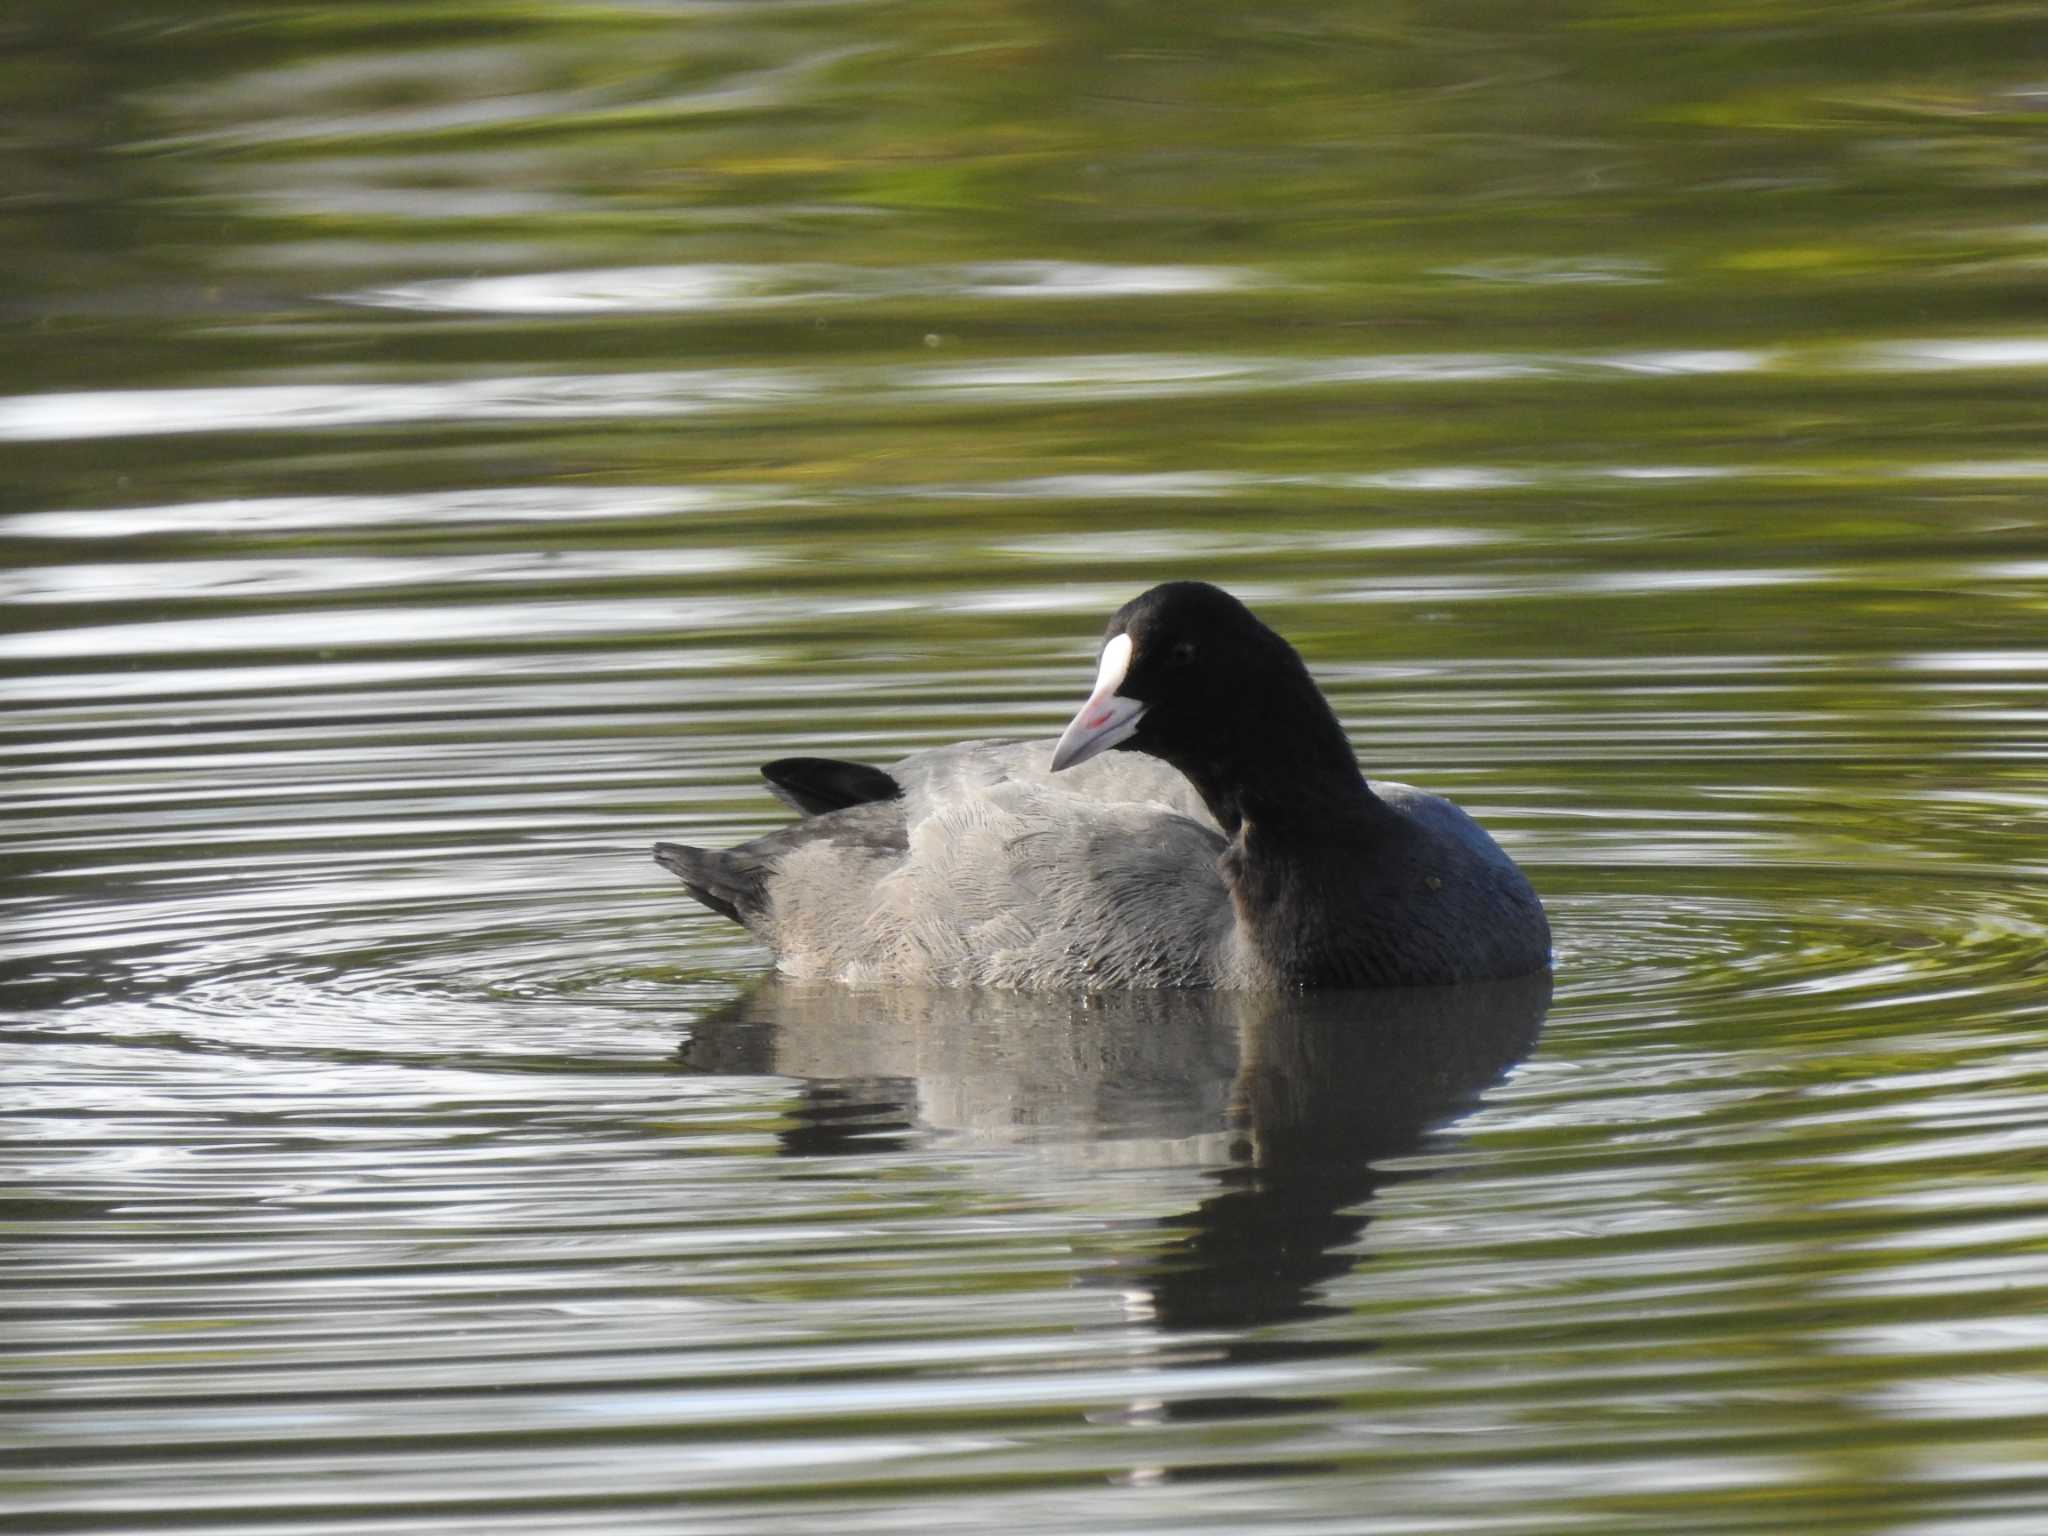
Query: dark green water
5 3 2048 1531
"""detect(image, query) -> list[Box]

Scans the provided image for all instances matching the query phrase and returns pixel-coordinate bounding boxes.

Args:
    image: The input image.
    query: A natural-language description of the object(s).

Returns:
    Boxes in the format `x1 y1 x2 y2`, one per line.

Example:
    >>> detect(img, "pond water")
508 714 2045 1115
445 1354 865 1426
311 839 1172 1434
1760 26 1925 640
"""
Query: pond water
6 3 2048 1531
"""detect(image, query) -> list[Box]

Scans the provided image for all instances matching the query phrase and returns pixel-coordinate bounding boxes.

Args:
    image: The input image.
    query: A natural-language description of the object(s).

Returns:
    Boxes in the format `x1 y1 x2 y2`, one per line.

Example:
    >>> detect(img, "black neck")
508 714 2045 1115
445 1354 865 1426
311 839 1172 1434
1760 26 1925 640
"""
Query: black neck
1160 680 1374 841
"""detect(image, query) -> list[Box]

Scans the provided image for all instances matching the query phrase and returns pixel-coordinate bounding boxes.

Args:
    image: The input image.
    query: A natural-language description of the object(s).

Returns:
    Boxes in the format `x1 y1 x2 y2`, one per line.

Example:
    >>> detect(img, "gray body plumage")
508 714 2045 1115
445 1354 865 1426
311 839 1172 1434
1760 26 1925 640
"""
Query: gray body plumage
655 739 1546 990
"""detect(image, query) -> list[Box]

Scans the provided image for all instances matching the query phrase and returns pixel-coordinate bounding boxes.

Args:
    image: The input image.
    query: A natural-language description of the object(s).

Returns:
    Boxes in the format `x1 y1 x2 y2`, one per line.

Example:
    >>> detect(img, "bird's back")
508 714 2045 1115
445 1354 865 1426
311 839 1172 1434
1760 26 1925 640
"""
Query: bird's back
659 741 1237 988
656 741 1549 990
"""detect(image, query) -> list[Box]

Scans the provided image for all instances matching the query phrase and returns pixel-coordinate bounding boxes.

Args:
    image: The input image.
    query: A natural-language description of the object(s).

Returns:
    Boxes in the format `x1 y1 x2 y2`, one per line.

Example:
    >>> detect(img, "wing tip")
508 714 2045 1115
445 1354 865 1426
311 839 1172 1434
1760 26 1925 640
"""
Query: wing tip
761 757 901 815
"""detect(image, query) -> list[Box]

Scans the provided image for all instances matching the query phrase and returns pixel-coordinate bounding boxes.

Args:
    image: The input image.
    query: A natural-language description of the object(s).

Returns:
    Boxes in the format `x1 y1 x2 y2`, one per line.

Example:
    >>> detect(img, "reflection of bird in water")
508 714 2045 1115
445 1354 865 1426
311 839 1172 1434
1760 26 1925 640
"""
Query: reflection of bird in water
676 982 1244 1156
677 973 1549 1331
1138 976 1549 1335
656 581 1550 989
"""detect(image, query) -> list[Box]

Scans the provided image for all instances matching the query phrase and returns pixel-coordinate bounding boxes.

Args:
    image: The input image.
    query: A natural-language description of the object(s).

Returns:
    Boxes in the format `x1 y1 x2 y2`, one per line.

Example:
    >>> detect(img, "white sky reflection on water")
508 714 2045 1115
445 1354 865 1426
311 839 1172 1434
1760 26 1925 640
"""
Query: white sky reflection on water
347 260 1260 314
7 334 2046 442
3 487 796 538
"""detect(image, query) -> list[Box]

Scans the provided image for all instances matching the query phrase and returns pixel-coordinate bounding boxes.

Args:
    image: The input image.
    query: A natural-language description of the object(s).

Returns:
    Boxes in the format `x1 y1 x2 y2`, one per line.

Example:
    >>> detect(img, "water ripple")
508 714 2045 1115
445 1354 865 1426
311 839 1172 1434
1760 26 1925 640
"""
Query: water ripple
10 332 2045 442
347 261 1259 315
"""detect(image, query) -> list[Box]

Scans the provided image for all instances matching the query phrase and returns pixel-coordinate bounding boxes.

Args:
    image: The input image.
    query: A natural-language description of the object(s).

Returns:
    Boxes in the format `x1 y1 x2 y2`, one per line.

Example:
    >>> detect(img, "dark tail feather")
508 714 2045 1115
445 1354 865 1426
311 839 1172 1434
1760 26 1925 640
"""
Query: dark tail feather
653 842 767 926
761 757 900 816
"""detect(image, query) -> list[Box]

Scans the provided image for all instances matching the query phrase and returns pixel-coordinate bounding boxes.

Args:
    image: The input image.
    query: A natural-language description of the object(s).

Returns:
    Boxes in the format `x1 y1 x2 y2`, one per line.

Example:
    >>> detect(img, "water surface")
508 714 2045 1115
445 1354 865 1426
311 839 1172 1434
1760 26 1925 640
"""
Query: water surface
6 3 2048 1531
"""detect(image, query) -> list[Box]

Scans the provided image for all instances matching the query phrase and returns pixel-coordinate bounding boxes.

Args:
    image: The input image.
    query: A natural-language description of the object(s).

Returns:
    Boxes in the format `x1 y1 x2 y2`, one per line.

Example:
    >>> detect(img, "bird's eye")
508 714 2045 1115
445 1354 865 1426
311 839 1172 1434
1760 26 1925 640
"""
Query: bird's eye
1169 640 1197 669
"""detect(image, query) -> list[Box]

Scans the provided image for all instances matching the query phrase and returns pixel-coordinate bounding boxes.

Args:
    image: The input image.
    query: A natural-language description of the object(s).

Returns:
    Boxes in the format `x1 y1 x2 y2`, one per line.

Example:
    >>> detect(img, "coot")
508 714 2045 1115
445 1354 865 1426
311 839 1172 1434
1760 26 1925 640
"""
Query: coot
654 581 1550 988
